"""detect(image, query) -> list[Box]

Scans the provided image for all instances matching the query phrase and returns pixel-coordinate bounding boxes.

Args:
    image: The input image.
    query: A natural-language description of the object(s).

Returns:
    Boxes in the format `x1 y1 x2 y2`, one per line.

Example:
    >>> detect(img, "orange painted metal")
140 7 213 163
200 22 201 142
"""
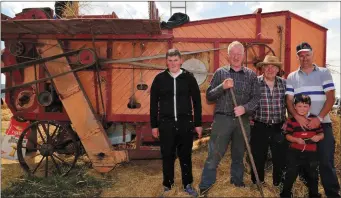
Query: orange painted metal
290 17 325 72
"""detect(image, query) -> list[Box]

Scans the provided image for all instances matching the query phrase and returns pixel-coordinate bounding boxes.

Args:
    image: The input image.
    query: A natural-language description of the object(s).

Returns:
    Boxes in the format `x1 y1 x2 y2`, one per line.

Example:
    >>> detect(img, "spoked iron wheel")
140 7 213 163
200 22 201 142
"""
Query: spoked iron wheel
17 121 80 177
245 43 276 67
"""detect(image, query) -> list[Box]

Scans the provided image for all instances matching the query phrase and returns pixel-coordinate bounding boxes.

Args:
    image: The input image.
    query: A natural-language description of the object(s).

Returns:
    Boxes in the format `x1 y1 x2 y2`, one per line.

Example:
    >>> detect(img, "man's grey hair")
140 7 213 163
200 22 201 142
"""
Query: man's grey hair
227 41 245 55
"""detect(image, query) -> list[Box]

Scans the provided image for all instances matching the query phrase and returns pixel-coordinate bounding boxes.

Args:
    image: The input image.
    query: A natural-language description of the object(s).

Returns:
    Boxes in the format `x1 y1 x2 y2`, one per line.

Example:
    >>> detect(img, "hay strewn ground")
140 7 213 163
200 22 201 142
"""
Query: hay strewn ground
1 102 340 197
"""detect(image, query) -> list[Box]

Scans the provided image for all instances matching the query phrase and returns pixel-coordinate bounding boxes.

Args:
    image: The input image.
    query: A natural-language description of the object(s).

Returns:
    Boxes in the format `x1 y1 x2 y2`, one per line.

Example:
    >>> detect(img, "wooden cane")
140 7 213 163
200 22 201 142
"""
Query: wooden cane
230 88 264 198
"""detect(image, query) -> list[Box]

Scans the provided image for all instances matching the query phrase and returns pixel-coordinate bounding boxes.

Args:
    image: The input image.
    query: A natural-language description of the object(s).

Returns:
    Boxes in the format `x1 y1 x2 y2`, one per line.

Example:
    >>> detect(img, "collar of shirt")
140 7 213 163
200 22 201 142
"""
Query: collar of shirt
305 112 311 118
227 65 246 73
168 69 183 78
259 75 280 86
298 64 319 73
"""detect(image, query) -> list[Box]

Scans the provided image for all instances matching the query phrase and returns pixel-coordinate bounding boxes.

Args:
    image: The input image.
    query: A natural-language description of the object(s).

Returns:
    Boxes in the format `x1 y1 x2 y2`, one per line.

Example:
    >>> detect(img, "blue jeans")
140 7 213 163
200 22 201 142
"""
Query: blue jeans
318 123 340 197
199 114 250 189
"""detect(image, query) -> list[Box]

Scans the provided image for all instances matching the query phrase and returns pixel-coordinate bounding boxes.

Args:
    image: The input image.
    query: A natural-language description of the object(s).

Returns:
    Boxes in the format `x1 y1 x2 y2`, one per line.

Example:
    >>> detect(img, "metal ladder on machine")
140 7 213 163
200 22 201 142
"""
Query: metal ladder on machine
170 1 187 16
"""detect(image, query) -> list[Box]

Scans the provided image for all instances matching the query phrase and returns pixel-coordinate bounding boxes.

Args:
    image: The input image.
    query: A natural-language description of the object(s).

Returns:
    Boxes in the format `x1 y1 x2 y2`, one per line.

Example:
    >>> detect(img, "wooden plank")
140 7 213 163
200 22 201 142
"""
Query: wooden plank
173 26 190 37
238 19 256 38
218 22 237 38
196 24 213 38
122 42 167 115
206 23 224 38
77 71 107 115
2 19 162 35
114 70 144 114
36 39 127 172
111 70 135 112
133 42 168 114
228 20 250 38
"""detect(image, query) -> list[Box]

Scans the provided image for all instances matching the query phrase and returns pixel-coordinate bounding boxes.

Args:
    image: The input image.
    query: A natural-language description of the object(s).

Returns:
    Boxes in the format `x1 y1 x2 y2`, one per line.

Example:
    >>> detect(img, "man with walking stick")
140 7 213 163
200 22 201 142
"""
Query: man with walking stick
198 41 261 196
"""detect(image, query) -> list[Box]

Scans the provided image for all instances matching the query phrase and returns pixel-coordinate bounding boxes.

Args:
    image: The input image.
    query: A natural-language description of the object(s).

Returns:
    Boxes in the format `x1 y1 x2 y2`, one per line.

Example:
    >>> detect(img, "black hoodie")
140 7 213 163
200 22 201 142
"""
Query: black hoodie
150 68 202 128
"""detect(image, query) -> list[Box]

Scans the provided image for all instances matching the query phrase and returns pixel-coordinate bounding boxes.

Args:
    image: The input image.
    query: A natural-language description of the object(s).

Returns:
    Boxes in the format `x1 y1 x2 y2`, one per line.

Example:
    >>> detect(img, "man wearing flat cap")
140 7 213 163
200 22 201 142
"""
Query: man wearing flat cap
285 42 340 197
250 55 287 187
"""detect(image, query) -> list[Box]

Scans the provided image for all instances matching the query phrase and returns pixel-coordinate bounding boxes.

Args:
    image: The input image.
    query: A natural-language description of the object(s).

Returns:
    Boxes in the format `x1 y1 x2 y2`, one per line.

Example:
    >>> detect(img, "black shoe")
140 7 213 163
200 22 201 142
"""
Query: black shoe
273 181 281 187
309 193 321 198
280 192 293 198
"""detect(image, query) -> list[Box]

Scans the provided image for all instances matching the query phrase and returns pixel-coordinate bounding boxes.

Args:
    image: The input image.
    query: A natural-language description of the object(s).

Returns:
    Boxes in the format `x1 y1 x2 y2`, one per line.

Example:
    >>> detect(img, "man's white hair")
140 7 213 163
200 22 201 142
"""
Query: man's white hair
227 41 244 54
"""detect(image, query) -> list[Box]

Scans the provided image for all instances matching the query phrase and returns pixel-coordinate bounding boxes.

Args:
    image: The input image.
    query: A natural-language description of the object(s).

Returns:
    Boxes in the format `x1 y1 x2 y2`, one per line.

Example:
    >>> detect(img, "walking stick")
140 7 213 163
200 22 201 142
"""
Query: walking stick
229 88 264 198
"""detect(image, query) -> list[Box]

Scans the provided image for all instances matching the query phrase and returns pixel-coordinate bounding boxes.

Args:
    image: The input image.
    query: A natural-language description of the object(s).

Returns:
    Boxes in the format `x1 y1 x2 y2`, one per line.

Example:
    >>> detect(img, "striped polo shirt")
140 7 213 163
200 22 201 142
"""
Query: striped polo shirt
285 113 323 152
285 64 335 123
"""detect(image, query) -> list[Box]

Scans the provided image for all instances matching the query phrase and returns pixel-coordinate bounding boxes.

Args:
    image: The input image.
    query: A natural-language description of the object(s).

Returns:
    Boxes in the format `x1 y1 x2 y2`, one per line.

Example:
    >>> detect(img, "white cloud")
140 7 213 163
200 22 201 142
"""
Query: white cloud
1 74 5 84
155 2 217 22
326 29 340 63
1 2 149 19
247 2 340 25
186 2 217 21
1 2 55 17
81 2 148 19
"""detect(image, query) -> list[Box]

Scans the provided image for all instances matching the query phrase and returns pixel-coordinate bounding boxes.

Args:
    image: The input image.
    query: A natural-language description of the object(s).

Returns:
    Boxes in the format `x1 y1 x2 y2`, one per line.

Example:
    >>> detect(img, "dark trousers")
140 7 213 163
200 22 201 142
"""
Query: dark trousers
281 149 319 198
318 123 340 197
250 121 287 184
159 118 194 189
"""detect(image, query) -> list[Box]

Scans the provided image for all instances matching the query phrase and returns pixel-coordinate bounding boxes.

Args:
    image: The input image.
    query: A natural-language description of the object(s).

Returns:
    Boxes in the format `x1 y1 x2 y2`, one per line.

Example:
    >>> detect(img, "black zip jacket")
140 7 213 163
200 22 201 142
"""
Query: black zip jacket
150 68 202 128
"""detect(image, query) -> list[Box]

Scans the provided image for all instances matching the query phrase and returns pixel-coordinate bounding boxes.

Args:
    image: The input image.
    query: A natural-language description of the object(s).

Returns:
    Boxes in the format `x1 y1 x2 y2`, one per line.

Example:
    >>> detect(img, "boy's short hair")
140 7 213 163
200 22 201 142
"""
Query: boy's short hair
166 49 181 59
294 94 311 105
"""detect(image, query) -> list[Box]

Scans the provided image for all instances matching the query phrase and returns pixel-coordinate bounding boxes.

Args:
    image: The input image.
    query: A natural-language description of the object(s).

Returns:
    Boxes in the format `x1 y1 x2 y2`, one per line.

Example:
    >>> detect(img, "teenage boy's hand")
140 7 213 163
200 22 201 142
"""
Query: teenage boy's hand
195 127 203 139
307 117 321 129
152 128 159 139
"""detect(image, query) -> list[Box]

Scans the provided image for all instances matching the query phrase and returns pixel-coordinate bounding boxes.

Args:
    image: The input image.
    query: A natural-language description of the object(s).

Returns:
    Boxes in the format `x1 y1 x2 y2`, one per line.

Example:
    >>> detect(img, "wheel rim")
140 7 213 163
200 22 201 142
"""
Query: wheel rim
17 121 80 177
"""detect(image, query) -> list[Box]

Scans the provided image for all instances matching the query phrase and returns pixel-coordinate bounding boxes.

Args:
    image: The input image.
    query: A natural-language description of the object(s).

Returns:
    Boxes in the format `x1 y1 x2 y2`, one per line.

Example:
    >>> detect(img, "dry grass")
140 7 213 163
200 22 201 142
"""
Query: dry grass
1 101 340 197
1 101 12 122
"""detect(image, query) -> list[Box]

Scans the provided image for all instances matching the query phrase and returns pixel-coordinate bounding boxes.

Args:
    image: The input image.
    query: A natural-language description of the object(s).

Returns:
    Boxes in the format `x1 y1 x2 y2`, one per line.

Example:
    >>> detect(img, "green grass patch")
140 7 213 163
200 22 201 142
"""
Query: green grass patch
1 164 112 198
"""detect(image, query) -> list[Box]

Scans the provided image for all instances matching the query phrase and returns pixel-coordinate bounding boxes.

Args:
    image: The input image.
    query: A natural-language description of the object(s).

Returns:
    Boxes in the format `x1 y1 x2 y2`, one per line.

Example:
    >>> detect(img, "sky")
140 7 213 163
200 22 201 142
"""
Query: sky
1 1 340 97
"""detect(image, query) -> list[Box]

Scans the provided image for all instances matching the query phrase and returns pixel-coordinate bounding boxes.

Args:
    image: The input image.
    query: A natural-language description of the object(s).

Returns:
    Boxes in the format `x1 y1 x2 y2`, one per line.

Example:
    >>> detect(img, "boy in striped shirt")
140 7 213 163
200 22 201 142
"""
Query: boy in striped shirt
280 94 323 198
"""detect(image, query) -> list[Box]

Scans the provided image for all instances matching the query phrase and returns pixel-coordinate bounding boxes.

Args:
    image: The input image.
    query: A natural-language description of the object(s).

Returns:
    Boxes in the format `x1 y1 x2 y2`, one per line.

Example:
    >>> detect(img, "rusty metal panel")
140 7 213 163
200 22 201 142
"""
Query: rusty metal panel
2 19 161 35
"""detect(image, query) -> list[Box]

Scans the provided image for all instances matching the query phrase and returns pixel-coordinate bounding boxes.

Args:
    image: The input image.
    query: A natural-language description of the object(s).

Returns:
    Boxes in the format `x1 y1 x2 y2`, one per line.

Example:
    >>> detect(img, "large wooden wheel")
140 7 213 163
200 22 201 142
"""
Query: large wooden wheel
245 43 276 67
245 43 284 76
17 121 80 177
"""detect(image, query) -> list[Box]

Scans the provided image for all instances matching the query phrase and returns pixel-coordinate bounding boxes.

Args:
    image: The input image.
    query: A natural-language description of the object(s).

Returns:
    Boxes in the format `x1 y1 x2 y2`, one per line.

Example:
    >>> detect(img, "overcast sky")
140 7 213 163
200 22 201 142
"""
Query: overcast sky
1 1 340 96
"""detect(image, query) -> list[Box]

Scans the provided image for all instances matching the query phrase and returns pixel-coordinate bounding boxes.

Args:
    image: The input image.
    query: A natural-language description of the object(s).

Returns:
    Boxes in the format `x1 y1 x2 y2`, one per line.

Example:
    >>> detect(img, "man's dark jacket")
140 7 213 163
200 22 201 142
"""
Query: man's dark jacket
150 68 202 128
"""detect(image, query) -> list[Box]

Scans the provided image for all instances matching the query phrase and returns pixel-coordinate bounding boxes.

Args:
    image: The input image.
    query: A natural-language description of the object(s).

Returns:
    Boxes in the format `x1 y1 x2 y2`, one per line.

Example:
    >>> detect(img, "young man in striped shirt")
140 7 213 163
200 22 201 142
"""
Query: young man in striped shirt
281 94 323 198
285 42 340 197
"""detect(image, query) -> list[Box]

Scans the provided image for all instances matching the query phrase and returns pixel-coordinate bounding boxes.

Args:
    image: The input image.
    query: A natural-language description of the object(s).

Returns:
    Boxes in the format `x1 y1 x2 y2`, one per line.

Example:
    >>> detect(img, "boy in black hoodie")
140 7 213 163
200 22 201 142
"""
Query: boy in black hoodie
150 49 202 197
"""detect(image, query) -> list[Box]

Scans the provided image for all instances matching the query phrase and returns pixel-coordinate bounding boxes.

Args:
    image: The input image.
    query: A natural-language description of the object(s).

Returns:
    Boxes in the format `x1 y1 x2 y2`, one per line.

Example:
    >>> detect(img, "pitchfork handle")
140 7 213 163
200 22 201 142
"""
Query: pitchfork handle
229 88 264 198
